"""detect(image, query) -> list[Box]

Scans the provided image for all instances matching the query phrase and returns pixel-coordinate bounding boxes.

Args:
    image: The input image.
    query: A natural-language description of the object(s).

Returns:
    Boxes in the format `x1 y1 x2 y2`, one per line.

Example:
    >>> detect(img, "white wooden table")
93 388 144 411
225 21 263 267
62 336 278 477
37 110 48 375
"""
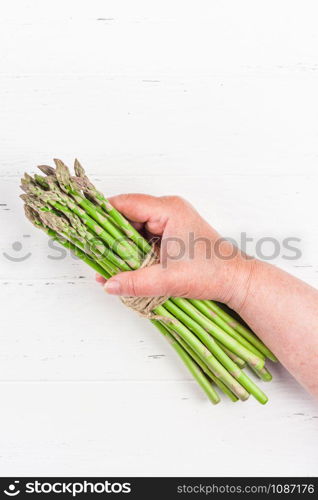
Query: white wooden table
0 0 317 476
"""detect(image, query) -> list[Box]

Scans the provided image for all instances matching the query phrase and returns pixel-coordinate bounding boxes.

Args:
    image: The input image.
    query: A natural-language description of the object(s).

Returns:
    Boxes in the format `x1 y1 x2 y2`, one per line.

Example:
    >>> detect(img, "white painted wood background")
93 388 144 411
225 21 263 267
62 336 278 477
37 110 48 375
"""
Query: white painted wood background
0 0 318 476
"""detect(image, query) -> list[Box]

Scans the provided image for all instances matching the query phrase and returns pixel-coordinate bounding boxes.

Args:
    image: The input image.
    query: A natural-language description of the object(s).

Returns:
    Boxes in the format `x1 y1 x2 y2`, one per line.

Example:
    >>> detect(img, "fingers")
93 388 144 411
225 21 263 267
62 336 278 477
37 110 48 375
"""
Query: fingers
103 265 185 297
108 193 169 235
109 194 163 222
96 273 106 284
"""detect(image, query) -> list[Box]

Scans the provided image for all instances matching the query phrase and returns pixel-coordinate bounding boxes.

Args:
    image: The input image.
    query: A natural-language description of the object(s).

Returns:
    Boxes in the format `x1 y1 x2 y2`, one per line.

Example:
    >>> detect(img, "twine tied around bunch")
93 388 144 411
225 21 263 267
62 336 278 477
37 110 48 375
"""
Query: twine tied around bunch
120 245 173 322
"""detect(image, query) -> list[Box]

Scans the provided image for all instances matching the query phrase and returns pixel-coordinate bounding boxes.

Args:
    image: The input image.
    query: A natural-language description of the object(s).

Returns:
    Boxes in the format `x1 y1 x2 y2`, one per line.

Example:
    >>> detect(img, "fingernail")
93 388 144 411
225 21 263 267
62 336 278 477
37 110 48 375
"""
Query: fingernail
105 279 121 295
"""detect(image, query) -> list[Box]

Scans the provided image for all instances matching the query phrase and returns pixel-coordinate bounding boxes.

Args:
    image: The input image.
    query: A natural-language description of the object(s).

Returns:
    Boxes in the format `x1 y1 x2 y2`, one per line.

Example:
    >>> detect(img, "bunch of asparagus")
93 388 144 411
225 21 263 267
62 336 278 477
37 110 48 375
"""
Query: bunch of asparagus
20 159 277 405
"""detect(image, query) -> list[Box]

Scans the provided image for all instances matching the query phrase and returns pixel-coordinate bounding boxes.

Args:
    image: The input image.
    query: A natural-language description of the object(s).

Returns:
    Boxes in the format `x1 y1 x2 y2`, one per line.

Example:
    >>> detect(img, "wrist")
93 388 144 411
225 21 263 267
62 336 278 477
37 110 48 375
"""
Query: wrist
215 249 258 313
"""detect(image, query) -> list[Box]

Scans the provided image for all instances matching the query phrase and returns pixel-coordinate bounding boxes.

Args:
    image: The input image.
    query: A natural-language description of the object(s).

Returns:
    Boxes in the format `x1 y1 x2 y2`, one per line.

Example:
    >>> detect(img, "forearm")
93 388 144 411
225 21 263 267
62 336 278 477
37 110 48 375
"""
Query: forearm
230 259 318 397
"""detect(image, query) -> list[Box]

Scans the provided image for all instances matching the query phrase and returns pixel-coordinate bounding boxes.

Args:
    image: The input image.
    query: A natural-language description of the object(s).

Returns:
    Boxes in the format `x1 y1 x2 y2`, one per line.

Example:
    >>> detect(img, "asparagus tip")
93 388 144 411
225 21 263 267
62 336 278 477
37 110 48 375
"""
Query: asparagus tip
34 173 49 189
22 172 34 185
54 158 73 191
20 177 32 193
74 158 86 177
24 204 42 227
39 211 66 233
38 164 56 176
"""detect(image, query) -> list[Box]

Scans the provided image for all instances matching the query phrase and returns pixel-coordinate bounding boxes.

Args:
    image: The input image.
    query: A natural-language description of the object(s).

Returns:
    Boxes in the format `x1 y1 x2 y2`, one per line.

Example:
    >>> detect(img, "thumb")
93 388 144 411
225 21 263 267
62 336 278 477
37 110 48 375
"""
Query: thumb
104 264 180 297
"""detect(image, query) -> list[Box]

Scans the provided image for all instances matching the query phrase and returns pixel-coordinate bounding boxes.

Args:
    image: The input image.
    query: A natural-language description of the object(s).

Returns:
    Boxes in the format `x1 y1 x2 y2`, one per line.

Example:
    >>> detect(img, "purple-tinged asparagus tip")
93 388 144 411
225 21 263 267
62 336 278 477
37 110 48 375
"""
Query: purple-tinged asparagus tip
38 164 56 176
24 204 42 227
20 178 31 193
74 158 86 177
54 158 73 191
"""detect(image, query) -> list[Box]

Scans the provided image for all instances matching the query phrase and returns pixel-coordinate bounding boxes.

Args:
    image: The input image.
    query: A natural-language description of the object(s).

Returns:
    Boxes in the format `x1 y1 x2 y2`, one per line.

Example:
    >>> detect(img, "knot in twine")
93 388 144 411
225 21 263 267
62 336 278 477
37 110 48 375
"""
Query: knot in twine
120 246 174 323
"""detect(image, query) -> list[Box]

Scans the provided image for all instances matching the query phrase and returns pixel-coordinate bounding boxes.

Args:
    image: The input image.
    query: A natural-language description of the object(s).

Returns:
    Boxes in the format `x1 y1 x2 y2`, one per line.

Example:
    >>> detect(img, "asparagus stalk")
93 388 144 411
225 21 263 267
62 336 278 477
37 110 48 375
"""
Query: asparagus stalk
153 305 250 401
171 297 265 370
161 300 268 404
214 340 246 369
188 299 266 360
159 321 239 402
152 320 221 405
24 205 111 279
202 300 277 362
73 159 152 254
248 364 273 382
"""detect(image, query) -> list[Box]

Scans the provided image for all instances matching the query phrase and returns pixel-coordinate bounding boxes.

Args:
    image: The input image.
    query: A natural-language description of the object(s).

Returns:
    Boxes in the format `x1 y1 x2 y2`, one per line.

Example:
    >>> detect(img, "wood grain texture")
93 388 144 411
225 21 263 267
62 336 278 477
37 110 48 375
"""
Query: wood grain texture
0 0 317 476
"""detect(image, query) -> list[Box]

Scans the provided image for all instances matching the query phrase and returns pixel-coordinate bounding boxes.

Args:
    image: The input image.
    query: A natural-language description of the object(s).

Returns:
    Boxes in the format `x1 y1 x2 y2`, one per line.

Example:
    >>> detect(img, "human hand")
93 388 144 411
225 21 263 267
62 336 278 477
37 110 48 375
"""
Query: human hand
95 193 318 397
96 194 253 311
